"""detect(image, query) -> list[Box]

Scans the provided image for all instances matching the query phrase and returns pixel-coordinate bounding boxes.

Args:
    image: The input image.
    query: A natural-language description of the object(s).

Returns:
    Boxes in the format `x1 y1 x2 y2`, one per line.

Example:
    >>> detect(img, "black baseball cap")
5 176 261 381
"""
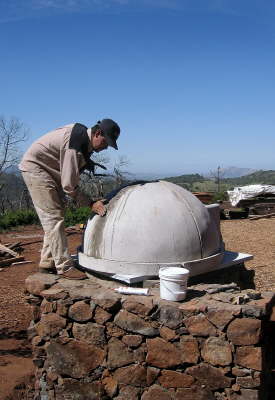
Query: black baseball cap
98 118 120 150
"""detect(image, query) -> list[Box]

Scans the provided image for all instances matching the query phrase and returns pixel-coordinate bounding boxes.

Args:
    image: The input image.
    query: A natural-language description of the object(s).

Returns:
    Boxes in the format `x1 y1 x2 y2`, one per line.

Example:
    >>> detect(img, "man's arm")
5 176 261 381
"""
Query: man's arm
61 149 107 215
61 149 81 198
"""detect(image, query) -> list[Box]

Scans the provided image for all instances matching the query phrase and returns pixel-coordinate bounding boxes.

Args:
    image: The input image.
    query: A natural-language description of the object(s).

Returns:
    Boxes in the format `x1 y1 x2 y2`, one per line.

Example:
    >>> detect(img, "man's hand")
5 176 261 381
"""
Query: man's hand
91 200 107 216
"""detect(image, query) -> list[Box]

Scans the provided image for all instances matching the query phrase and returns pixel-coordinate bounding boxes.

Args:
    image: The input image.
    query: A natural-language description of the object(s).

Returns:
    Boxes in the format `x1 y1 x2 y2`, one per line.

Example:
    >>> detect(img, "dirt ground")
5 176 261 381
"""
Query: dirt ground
0 219 275 399
0 225 83 399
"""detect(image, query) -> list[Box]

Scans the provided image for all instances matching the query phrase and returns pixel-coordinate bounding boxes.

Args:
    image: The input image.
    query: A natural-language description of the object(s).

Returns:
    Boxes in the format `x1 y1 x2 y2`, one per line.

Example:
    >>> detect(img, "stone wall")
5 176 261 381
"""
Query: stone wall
25 272 275 400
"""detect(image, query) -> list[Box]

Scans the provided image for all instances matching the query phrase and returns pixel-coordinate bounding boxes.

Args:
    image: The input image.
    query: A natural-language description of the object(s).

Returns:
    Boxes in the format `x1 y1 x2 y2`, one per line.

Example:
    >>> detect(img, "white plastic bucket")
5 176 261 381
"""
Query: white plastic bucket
159 266 189 301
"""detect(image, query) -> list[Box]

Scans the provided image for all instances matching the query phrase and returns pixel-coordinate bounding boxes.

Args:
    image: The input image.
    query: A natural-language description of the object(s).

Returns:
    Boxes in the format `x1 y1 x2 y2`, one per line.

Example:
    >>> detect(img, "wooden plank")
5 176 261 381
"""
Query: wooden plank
0 256 25 267
8 242 23 250
0 244 18 257
11 260 33 266
249 212 275 220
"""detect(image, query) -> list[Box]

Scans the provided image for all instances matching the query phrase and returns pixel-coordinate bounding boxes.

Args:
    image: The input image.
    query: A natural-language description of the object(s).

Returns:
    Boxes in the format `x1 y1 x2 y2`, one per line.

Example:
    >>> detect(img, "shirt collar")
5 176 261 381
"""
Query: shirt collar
87 127 93 153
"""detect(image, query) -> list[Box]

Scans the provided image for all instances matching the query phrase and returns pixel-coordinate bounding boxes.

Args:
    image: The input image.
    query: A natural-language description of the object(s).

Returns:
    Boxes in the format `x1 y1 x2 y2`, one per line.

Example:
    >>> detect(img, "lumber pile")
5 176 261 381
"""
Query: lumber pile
249 212 275 221
0 242 31 268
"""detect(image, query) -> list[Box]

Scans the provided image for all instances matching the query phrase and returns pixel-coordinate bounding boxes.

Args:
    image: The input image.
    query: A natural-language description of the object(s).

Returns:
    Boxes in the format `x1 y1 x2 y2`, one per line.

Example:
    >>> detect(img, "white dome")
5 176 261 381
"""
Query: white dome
79 181 223 277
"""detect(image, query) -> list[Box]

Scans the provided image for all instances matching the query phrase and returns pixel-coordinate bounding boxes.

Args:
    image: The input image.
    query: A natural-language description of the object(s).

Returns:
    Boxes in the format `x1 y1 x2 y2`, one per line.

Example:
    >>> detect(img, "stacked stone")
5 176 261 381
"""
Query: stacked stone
25 273 275 400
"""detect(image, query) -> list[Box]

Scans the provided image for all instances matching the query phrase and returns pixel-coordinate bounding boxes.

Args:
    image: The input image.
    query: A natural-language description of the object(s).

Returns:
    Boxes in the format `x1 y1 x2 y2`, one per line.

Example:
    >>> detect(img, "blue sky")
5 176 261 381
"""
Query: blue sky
0 0 274 176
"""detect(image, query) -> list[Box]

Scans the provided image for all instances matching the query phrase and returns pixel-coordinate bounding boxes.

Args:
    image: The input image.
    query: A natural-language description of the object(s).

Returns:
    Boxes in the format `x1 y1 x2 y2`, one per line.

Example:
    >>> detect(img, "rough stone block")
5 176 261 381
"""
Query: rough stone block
122 334 143 348
206 309 235 330
185 363 232 390
147 367 160 385
179 298 207 316
236 375 261 388
90 289 121 311
41 299 56 314
235 347 262 371
227 318 261 345
102 376 118 397
72 322 106 346
179 336 200 364
107 337 134 369
113 364 147 387
158 304 184 329
55 379 105 400
141 384 175 400
201 337 232 366
68 300 93 322
114 310 158 336
160 326 177 341
56 301 68 317
232 367 252 377
116 385 141 400
40 287 68 301
175 385 215 400
46 339 105 378
94 306 112 324
225 388 260 400
123 296 154 316
35 313 66 338
158 370 194 388
67 287 96 301
25 273 58 296
184 313 217 336
241 298 270 318
146 338 181 368
106 322 125 338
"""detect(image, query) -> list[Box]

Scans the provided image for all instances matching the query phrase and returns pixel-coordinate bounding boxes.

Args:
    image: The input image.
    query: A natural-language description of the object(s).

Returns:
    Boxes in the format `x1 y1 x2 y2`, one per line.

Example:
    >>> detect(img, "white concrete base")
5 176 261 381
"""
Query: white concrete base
78 250 253 283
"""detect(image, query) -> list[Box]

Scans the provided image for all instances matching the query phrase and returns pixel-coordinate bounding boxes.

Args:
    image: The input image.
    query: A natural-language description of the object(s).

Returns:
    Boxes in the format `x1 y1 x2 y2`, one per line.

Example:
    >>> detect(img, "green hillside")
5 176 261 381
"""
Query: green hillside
163 174 210 191
162 170 275 193
223 170 275 187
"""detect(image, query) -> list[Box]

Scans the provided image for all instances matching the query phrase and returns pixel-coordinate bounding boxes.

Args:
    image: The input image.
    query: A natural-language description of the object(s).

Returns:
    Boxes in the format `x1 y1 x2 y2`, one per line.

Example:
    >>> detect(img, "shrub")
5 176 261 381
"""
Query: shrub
64 207 91 227
0 207 91 231
0 209 39 231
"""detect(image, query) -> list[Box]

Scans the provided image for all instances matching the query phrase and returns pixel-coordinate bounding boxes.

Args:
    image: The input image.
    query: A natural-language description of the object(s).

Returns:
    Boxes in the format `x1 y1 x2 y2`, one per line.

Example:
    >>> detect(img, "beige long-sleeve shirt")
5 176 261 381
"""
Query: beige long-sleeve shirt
19 124 92 198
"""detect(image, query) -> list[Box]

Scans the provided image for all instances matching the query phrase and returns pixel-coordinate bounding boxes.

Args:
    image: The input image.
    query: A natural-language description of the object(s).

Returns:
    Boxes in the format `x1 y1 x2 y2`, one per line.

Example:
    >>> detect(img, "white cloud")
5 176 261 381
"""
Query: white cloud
0 0 273 23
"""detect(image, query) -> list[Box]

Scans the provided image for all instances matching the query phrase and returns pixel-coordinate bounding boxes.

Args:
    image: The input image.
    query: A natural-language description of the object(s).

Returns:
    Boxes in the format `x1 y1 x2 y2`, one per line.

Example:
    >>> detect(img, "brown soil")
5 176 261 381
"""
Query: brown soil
0 225 82 399
0 219 274 398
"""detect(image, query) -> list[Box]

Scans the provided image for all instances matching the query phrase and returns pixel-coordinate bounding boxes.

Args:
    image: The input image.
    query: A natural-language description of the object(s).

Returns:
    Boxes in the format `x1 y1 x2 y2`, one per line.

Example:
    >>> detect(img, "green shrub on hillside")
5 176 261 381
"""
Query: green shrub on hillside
64 207 91 227
0 209 39 230
0 207 92 231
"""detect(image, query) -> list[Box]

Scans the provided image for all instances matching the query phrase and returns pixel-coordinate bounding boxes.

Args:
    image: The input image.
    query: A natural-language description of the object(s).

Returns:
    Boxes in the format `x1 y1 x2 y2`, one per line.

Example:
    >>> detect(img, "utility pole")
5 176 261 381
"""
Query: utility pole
217 165 221 192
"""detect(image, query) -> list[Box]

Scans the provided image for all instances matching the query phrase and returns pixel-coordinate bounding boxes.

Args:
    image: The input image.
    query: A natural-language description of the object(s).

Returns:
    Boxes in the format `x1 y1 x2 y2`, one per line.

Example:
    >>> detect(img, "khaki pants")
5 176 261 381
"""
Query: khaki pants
22 170 74 274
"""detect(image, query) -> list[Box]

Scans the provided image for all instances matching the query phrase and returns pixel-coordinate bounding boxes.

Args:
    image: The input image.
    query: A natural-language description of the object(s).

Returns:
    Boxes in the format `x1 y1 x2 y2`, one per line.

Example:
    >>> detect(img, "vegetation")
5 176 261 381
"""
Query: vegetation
0 207 92 231
2 168 275 230
163 170 275 193
0 209 39 230
64 207 91 227
223 170 275 187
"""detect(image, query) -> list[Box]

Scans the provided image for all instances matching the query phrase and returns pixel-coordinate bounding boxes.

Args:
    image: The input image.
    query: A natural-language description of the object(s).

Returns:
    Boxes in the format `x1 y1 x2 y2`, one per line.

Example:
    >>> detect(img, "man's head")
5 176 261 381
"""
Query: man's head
91 118 120 152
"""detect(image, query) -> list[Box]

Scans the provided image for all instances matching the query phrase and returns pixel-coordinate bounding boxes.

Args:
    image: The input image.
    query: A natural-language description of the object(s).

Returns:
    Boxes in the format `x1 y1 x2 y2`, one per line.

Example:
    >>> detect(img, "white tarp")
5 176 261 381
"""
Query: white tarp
227 185 275 207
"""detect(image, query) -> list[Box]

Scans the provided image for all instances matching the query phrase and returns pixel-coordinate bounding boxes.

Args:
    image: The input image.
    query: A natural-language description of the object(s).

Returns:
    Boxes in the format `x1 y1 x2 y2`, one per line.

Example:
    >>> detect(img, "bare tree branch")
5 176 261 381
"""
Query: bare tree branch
0 116 29 178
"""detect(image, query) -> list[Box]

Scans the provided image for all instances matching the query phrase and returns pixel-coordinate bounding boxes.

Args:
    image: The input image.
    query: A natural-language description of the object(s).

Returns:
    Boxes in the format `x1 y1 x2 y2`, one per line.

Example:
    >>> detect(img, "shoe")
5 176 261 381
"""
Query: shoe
60 267 87 280
38 260 56 274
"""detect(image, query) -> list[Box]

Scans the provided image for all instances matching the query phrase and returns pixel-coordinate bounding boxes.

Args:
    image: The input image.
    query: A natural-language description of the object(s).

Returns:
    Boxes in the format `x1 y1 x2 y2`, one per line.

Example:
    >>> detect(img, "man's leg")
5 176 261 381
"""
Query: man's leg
39 233 54 270
22 171 77 275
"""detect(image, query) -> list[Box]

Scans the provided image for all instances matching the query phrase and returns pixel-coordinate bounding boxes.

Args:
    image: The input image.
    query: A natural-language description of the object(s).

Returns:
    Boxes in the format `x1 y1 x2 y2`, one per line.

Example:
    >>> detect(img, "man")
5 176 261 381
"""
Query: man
19 119 120 280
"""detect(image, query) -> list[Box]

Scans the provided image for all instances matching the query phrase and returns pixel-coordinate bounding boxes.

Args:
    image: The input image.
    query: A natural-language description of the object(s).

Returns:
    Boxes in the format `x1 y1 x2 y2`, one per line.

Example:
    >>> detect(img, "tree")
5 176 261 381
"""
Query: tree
113 155 131 187
0 116 29 178
77 154 131 207
210 165 225 193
